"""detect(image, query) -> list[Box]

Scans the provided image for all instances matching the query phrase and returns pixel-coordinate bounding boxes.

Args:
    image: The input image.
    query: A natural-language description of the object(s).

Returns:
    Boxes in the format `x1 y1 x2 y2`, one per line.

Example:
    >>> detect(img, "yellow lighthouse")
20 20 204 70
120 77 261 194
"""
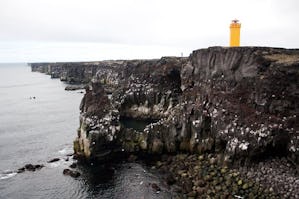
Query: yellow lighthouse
230 19 241 47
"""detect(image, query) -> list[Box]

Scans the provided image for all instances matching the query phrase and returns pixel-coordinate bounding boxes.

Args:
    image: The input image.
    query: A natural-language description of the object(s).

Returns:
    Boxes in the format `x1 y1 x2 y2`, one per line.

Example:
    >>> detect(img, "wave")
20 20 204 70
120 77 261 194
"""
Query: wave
58 146 73 156
48 162 61 168
48 159 70 168
0 170 17 180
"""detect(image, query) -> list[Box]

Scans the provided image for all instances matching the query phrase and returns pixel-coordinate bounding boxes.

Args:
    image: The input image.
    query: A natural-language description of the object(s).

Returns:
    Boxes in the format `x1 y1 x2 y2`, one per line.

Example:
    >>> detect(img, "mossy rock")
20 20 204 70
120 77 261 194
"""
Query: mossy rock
242 183 249 190
237 179 243 186
73 139 81 153
198 155 205 161
220 168 227 174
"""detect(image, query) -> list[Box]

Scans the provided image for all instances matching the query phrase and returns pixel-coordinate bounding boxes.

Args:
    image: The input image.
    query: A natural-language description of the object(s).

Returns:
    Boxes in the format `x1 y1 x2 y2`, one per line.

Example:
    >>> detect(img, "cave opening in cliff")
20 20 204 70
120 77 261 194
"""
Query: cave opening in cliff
119 116 158 132
166 69 182 93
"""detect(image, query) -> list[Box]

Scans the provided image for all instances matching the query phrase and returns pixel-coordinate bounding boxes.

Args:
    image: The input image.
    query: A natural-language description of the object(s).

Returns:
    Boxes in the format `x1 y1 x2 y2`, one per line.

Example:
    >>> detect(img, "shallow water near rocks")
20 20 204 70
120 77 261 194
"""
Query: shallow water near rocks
0 63 172 199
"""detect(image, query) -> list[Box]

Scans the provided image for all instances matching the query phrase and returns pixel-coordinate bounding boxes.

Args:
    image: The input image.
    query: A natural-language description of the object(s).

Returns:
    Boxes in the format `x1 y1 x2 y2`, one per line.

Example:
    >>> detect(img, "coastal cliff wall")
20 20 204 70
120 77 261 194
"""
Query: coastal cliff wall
31 61 114 84
74 47 299 166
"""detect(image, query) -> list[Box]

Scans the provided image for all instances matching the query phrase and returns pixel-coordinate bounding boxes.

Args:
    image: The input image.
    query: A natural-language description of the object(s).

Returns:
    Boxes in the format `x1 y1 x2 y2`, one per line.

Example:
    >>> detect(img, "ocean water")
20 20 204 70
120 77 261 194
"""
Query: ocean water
0 63 172 199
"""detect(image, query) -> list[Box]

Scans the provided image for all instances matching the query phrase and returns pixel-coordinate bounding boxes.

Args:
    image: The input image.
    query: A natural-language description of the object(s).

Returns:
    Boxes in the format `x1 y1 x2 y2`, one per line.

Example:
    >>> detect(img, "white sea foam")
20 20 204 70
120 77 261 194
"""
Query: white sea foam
58 148 67 154
0 171 17 180
48 162 61 168
48 159 70 168
58 147 72 155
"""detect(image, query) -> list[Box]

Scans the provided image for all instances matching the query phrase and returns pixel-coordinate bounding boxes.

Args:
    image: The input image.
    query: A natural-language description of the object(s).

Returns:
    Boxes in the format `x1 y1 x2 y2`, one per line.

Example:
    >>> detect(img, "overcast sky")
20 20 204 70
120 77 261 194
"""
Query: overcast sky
0 0 298 62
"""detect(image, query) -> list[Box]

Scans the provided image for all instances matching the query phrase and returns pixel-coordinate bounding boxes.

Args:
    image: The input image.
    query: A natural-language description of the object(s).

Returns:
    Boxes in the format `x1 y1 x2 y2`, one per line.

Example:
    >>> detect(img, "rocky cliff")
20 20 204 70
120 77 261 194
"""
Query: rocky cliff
31 61 116 84
74 47 299 167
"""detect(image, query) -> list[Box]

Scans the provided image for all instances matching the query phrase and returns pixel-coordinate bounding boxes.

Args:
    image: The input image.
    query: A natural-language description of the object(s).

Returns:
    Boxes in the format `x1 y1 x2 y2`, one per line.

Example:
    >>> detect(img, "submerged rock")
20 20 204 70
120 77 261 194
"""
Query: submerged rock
22 164 44 172
151 183 161 192
69 163 77 168
47 158 60 163
65 85 85 91
17 167 25 173
63 169 81 178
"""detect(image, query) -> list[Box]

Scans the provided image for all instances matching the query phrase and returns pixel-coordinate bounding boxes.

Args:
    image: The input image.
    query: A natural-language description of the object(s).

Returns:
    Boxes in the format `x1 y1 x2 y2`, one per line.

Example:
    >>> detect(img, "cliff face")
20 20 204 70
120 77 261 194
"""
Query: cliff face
31 62 110 84
74 47 299 165
181 47 299 162
75 57 187 160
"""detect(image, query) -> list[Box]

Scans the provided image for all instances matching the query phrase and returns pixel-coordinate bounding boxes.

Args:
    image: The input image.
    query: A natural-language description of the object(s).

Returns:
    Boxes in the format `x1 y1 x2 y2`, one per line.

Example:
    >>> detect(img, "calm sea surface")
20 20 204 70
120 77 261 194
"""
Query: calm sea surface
0 63 172 199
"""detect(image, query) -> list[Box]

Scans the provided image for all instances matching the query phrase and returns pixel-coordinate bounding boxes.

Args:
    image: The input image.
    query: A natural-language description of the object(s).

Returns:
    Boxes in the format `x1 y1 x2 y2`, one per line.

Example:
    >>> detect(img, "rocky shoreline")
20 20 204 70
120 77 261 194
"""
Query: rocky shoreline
153 153 298 198
30 46 299 198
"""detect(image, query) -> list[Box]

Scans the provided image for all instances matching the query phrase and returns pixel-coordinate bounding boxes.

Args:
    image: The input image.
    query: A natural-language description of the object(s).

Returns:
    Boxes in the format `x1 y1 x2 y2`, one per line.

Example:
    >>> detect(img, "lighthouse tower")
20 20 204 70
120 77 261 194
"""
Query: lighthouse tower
230 19 241 47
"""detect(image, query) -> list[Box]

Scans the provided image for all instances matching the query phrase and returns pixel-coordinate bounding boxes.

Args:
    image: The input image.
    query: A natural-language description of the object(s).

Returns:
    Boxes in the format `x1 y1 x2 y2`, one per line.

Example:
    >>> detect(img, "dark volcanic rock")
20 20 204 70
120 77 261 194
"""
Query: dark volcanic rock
17 167 25 173
63 169 81 178
156 153 281 198
31 46 299 198
24 164 36 171
47 158 60 163
30 60 133 84
73 47 299 166
165 173 176 185
69 163 77 168
23 164 44 172
65 85 85 91
127 154 137 162
74 57 187 161
151 183 161 192
34 164 44 170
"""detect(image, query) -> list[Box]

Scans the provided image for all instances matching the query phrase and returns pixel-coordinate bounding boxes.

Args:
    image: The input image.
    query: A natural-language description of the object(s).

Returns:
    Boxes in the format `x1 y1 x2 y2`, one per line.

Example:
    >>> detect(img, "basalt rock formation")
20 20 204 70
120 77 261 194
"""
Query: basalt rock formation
73 47 299 167
75 57 186 160
30 61 118 84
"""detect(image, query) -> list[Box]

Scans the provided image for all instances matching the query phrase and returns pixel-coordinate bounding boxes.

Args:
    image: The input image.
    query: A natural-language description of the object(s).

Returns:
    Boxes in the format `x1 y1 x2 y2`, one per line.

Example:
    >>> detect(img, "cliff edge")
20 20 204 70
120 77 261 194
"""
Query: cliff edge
74 47 299 166
30 46 299 198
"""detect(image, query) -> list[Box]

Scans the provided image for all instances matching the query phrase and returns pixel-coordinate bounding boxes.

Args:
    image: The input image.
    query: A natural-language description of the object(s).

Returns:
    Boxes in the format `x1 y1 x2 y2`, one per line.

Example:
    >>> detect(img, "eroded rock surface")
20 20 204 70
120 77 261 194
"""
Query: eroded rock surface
73 47 299 167
30 61 124 84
